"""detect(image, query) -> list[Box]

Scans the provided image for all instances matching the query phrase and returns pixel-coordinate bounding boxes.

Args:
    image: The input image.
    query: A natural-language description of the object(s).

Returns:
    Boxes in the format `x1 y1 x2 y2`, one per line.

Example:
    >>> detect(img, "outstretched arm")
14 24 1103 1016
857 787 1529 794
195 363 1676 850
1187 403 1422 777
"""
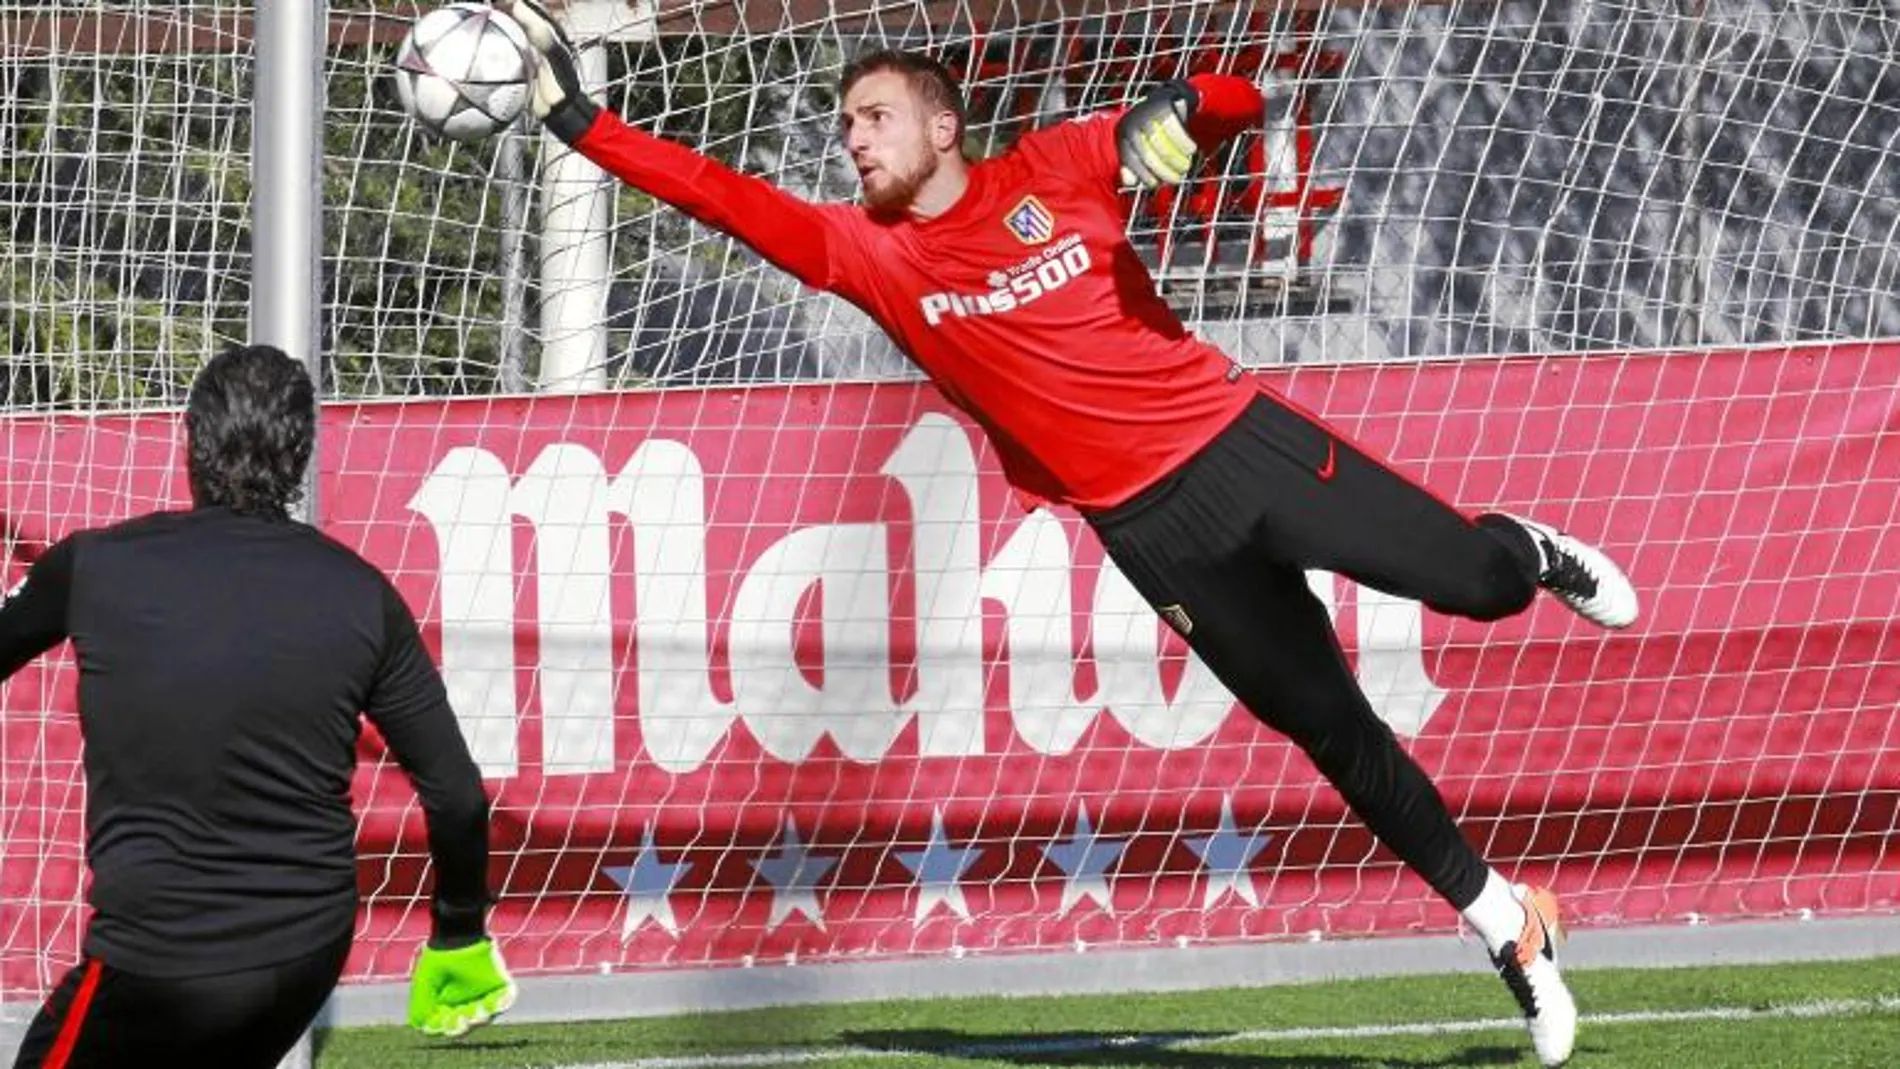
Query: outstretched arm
501 0 847 291
364 581 491 950
571 112 845 289
366 580 520 1037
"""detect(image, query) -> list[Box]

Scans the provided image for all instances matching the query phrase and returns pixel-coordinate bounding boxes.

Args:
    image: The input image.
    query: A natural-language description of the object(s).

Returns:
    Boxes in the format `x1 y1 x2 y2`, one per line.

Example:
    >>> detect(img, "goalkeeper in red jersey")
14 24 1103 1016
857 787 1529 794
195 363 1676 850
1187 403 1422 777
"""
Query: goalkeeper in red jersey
503 3 1640 1064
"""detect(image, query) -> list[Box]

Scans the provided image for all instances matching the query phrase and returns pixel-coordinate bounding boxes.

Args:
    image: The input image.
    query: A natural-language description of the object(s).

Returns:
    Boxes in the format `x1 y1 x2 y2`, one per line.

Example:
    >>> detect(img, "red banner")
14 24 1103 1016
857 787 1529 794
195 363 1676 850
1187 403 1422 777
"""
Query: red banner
3 342 1898 991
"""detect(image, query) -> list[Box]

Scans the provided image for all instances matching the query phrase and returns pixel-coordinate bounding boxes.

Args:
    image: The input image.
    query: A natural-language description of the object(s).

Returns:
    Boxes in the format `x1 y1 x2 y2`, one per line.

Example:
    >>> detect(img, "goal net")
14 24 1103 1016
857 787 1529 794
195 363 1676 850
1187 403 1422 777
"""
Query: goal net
2 0 1898 1010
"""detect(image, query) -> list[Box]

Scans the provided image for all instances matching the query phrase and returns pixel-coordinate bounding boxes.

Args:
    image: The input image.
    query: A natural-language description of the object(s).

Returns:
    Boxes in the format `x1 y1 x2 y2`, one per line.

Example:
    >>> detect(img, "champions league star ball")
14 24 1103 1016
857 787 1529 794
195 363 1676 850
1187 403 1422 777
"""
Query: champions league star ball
394 3 534 144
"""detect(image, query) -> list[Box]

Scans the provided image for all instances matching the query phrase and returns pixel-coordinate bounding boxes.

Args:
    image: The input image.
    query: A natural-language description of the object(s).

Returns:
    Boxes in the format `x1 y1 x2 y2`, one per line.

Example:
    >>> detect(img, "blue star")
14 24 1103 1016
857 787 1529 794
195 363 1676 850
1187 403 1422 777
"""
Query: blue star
749 817 839 932
1184 796 1274 909
1043 804 1128 917
602 826 694 938
895 809 984 921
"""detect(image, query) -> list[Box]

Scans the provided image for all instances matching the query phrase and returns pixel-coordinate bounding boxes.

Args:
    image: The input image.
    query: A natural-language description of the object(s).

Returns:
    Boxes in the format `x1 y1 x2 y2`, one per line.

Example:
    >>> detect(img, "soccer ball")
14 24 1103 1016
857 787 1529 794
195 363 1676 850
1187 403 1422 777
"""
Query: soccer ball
394 3 534 144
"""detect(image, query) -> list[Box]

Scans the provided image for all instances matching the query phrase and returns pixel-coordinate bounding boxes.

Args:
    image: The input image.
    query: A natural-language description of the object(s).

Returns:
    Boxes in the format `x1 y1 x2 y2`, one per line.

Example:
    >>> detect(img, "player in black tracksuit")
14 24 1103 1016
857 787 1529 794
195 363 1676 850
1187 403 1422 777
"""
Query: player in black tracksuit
1 346 498 1068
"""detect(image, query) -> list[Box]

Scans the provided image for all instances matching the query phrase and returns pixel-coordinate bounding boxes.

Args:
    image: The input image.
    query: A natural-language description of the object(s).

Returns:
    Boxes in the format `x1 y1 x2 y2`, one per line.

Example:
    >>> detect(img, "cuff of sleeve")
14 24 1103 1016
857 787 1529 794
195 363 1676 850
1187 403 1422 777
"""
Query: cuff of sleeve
1184 73 1265 139
429 898 490 950
546 97 603 146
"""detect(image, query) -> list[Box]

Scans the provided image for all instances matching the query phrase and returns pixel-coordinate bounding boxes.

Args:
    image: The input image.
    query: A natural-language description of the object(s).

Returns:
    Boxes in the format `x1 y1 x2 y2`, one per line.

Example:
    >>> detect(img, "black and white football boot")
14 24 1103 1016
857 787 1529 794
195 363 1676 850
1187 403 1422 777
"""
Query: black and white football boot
1509 515 1639 629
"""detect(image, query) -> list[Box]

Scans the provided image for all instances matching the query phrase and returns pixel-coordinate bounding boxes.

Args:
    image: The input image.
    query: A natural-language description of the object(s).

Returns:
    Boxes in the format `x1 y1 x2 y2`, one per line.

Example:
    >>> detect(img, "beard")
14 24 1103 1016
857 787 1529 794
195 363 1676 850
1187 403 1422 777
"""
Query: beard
862 148 939 215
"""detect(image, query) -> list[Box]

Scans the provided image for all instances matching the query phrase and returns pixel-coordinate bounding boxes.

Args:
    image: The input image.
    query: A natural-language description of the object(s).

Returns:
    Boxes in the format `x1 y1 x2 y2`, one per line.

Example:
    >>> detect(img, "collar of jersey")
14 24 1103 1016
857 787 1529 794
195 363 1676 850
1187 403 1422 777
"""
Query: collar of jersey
903 158 991 231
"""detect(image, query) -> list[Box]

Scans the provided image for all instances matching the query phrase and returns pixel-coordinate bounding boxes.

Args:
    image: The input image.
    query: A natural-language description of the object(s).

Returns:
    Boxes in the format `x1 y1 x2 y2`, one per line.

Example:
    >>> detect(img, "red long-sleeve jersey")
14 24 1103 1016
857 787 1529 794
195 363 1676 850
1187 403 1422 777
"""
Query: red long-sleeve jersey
572 75 1267 511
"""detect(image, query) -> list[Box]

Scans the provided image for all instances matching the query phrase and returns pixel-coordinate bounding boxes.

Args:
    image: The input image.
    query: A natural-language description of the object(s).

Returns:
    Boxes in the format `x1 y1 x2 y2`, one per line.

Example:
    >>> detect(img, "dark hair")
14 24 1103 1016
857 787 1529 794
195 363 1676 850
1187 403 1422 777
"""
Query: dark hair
185 344 316 518
839 48 968 146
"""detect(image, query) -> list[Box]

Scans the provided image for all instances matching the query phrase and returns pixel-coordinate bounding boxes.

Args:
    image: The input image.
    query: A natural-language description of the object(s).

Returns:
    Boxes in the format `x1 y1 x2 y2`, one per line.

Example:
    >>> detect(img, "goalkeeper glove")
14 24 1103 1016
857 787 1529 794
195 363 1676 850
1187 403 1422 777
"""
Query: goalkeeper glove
497 0 600 144
1116 80 1200 190
407 938 517 1038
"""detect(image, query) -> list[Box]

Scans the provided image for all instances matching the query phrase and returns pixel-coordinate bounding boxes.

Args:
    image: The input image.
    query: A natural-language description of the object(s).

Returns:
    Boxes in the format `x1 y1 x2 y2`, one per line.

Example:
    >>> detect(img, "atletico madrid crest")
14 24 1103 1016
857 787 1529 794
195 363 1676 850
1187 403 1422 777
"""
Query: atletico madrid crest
1004 195 1055 244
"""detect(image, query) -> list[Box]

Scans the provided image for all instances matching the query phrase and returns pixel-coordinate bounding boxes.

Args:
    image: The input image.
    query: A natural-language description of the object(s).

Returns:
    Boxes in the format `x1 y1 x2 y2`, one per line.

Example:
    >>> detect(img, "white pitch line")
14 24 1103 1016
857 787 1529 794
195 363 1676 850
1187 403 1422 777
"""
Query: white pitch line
555 994 1900 1069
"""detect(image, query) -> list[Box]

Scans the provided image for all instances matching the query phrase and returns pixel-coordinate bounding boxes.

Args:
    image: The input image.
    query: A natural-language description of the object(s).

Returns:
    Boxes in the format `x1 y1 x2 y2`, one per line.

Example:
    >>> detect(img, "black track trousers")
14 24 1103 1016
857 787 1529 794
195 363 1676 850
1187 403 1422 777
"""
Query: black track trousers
1084 392 1542 908
12 935 350 1069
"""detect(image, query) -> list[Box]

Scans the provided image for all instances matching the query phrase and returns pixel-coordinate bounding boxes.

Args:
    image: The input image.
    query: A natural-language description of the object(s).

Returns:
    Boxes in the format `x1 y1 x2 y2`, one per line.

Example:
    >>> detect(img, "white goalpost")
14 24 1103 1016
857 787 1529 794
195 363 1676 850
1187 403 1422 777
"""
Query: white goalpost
1 0 1898 1043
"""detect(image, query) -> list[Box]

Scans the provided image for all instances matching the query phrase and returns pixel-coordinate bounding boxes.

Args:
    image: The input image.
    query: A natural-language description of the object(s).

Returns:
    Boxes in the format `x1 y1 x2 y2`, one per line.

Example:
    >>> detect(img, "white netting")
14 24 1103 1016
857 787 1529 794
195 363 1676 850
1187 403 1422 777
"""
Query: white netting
0 4 252 409
1 0 1898 1021
8 1 1894 400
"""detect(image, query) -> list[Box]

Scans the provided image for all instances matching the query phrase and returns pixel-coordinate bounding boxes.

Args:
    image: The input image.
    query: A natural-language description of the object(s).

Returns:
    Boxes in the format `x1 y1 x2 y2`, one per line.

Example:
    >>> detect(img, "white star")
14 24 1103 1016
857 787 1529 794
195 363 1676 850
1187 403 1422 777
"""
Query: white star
602 826 694 938
1184 796 1274 909
895 809 984 921
748 816 838 932
1043 804 1128 917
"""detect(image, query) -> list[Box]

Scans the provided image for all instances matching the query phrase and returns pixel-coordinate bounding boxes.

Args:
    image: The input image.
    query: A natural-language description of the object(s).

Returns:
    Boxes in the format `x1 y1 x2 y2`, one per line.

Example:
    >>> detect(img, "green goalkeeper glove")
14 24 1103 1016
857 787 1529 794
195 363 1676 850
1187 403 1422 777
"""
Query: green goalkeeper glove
407 938 517 1038
1116 80 1200 190
497 0 600 144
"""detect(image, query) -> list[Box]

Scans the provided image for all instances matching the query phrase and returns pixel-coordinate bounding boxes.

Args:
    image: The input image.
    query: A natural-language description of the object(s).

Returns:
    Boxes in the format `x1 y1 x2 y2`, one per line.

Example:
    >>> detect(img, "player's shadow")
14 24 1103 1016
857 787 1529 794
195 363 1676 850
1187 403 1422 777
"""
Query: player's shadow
841 1028 1526 1068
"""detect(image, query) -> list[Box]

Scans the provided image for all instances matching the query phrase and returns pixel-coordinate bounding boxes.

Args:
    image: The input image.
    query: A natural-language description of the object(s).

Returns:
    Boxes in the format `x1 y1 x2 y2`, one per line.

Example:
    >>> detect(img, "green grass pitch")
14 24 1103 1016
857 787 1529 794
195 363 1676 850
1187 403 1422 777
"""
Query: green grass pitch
316 956 1900 1068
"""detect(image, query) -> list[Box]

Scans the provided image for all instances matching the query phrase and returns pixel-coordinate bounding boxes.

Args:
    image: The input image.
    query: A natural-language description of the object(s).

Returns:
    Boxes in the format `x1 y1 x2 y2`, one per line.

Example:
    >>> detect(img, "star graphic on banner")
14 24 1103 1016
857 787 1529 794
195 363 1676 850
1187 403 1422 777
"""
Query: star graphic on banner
602 826 694 939
1184 796 1274 909
896 809 984 921
1043 804 1128 917
749 816 839 932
